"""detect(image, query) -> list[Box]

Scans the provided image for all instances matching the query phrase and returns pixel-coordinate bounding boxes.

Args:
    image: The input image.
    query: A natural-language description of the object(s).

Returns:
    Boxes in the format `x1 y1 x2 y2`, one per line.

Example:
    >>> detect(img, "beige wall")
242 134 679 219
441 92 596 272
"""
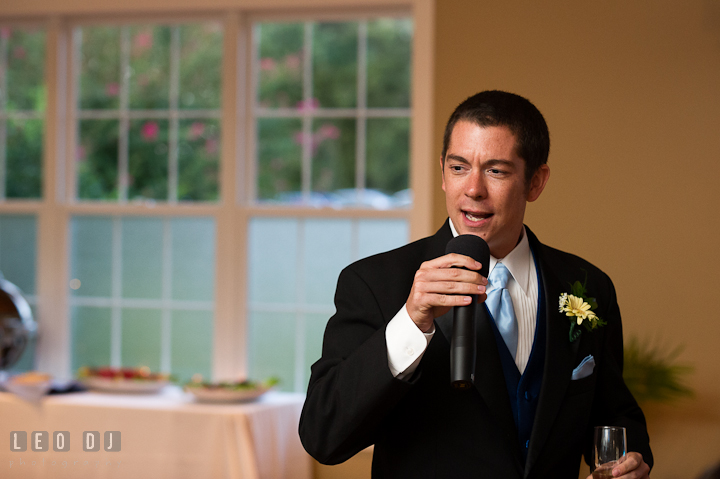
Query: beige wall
433 1 720 478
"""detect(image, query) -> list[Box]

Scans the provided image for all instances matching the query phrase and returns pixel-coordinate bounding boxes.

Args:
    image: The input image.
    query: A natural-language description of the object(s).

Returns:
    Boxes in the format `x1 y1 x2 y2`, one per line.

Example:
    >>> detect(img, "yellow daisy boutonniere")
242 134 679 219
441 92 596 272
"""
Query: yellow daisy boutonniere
558 279 607 342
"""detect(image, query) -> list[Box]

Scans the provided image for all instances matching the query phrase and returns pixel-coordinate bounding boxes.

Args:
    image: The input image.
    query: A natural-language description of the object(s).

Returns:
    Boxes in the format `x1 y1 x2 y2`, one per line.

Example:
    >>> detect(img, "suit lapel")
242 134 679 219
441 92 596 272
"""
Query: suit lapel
524 234 582 476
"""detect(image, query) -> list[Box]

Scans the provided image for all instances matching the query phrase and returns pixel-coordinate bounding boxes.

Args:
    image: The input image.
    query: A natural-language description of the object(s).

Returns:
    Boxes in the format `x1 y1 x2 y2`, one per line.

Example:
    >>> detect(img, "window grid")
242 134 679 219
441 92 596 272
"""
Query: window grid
73 24 222 203
247 16 413 391
253 19 412 205
68 216 215 373
247 218 374 392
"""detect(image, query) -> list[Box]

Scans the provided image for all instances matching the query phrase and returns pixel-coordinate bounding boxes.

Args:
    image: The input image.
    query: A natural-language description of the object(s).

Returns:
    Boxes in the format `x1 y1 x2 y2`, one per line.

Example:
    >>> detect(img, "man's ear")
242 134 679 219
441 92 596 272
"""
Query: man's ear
526 164 550 202
440 156 446 192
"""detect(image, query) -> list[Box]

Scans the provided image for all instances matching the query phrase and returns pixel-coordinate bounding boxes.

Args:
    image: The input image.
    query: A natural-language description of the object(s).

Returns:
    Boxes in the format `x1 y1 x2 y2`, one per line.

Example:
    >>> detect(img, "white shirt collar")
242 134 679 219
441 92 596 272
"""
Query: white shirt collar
448 218 533 295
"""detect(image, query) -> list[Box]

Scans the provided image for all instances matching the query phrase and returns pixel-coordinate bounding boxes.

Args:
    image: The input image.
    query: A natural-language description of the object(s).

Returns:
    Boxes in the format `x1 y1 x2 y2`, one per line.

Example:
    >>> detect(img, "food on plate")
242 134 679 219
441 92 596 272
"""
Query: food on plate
184 376 279 391
78 366 169 382
8 371 52 384
183 376 279 402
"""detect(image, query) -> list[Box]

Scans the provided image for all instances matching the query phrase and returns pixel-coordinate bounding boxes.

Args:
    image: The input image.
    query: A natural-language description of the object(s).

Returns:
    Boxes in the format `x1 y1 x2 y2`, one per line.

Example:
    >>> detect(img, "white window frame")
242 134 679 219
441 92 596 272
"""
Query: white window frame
0 0 435 381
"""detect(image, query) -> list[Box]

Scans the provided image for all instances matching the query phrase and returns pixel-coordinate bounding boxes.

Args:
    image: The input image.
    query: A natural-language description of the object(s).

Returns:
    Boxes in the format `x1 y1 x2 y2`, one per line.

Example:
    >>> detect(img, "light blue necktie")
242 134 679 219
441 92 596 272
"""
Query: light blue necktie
486 263 518 359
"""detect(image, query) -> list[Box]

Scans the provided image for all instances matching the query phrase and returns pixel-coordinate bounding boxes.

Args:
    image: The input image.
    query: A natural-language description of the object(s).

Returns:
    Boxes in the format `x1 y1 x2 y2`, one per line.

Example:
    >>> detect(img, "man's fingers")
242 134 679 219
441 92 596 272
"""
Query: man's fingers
421 253 485 272
414 279 486 295
407 252 490 330
612 452 649 479
415 266 488 287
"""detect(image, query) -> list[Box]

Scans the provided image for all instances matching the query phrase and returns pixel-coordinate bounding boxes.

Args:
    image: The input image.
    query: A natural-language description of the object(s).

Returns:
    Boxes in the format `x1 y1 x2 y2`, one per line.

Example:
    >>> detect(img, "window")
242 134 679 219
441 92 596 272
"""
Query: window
253 19 412 207
0 24 44 373
67 21 223 381
0 3 434 391
69 216 215 382
247 18 413 391
75 23 222 201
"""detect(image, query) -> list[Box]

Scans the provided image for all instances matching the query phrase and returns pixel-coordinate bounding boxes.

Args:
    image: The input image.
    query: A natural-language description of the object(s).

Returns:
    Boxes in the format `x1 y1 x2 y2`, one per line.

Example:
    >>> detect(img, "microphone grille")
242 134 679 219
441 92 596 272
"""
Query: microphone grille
445 235 490 276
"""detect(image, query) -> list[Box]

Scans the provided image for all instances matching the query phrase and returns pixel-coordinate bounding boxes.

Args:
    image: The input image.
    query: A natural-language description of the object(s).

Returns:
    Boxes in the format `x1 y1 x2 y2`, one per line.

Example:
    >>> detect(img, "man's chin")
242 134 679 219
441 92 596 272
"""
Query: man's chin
454 219 490 237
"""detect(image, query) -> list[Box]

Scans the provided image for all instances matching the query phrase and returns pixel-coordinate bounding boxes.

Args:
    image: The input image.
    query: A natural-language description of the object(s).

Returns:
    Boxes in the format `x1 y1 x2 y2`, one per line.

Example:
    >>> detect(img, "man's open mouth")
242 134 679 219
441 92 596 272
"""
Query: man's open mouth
464 211 491 222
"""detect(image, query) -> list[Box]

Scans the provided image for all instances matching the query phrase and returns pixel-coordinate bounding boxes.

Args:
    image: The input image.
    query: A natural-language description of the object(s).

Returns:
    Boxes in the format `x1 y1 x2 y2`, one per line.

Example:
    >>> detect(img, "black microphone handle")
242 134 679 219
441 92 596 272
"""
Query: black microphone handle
451 298 476 389
445 234 489 390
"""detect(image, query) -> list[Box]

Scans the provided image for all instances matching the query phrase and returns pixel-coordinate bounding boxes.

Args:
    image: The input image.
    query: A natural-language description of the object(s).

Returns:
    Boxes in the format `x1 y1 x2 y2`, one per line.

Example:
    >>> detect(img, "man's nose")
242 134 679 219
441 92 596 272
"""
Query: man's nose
465 171 487 199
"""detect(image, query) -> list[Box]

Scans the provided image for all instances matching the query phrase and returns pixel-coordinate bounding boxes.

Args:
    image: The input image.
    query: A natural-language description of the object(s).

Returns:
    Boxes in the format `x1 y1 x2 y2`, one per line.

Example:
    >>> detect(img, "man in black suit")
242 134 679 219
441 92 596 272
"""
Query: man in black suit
299 91 652 479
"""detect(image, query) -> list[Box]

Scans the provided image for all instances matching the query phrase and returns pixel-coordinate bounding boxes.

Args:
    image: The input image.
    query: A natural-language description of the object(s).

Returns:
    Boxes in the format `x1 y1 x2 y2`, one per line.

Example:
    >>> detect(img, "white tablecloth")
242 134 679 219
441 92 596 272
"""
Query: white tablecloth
0 388 311 479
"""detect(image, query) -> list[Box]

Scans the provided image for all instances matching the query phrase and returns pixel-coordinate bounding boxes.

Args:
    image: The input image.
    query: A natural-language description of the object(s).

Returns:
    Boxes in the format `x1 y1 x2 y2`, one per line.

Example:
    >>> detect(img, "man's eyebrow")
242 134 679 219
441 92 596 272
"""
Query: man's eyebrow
446 155 516 169
445 154 470 164
482 159 516 169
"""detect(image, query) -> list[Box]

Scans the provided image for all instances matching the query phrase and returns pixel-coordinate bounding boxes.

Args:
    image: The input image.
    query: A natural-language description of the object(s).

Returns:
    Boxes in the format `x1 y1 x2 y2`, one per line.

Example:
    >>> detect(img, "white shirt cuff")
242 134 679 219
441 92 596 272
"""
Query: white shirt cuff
386 304 435 379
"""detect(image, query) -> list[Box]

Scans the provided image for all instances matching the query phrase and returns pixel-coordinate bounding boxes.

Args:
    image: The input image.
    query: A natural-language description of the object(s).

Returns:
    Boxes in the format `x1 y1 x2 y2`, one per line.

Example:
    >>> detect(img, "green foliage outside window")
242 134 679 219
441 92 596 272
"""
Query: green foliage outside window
255 19 413 205
1 27 45 199
76 23 222 202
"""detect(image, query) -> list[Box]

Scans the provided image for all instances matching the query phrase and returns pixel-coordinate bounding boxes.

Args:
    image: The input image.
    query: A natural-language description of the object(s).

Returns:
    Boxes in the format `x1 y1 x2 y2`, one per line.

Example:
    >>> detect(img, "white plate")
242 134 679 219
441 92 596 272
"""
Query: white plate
82 377 169 394
185 386 271 403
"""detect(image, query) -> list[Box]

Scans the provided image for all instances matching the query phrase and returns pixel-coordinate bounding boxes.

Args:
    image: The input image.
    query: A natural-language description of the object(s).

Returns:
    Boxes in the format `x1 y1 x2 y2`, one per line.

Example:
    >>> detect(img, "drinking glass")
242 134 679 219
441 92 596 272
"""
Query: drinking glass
592 426 627 479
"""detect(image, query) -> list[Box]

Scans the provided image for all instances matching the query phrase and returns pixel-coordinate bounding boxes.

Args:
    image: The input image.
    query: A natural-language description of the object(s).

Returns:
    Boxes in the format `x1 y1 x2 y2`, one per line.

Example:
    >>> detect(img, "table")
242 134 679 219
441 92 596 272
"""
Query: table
0 387 312 479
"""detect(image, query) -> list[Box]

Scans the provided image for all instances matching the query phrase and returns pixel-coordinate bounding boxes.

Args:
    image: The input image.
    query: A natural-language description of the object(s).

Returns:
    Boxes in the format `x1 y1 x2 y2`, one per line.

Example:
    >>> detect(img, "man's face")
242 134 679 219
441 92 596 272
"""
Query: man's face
441 121 549 258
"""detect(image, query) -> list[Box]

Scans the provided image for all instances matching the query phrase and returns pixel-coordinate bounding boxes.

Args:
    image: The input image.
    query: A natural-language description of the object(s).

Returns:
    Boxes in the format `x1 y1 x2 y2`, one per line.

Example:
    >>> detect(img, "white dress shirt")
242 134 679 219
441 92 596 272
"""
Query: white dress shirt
386 219 539 378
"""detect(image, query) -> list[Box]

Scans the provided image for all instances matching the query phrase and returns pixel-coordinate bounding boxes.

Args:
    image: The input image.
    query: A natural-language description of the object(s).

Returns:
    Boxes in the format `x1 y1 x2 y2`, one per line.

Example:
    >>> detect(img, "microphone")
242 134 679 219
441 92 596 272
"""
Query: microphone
445 235 490 389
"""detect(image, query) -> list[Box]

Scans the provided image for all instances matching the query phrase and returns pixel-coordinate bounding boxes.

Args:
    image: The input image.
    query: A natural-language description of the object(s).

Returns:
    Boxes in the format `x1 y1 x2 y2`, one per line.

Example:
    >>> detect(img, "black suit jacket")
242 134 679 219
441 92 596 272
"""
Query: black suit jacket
299 221 652 479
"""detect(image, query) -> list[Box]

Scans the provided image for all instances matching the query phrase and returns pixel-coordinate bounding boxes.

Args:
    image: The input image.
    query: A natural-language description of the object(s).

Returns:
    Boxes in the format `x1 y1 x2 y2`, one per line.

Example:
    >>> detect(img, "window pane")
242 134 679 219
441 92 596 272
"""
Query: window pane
313 22 357 108
178 119 219 201
70 216 215 378
71 306 112 371
257 118 302 201
248 311 296 391
6 119 42 198
70 217 113 298
128 119 169 200
129 26 170 110
357 219 408 259
302 219 352 305
1 27 45 201
303 313 327 388
121 218 163 299
366 118 410 196
121 308 162 371
179 23 222 109
0 215 37 295
5 28 46 111
171 310 213 383
312 118 355 194
248 217 408 392
256 23 303 108
170 217 215 302
367 19 412 108
79 26 121 110
78 119 119 200
77 23 222 203
252 17 412 208
248 217 298 304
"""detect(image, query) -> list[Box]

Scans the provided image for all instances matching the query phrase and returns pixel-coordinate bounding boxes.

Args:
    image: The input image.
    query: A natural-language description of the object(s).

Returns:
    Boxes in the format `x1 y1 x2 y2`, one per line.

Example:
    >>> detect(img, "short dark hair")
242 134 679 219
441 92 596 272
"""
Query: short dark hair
441 90 550 182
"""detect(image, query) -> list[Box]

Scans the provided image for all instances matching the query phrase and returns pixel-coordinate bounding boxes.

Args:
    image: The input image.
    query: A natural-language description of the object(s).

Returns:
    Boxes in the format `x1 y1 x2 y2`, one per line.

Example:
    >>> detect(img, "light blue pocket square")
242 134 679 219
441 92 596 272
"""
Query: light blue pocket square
571 355 595 380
